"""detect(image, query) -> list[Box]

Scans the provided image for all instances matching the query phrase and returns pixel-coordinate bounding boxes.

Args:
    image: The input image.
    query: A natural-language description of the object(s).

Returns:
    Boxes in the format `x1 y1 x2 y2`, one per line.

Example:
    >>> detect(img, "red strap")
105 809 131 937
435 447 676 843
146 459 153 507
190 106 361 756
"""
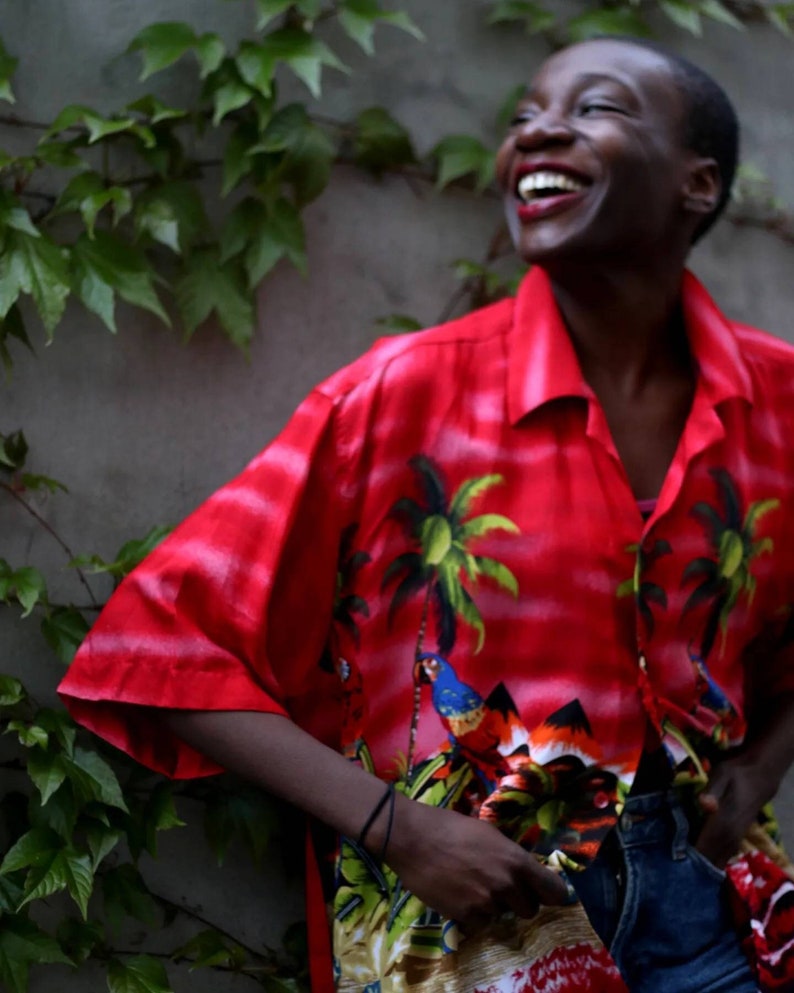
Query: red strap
305 823 336 993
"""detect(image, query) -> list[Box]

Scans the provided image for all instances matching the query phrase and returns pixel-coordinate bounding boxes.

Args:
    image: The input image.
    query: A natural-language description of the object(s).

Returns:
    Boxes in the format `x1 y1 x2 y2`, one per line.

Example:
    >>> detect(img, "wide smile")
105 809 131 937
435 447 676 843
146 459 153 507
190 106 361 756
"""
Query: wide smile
512 165 592 222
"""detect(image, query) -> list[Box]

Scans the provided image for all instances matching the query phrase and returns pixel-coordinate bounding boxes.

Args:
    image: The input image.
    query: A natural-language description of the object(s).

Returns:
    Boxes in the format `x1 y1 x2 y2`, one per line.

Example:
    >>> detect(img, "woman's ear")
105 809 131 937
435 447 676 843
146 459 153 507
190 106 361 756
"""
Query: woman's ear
682 157 721 217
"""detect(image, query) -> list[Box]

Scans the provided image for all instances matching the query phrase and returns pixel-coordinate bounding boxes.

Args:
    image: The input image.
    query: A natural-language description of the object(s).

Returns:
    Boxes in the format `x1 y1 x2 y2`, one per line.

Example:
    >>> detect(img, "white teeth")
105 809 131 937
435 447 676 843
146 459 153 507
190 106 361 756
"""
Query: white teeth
517 171 586 201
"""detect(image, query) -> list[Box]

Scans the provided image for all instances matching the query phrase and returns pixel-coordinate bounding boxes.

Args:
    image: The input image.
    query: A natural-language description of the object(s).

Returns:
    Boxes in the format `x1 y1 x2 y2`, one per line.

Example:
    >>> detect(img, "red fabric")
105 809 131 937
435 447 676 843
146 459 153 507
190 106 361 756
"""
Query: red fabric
59 268 794 991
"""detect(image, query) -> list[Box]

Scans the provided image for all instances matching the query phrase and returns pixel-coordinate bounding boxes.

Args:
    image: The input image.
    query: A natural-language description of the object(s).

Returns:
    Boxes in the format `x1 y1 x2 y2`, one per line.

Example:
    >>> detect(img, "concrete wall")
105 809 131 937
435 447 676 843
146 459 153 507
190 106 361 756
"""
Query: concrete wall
1 2 793 989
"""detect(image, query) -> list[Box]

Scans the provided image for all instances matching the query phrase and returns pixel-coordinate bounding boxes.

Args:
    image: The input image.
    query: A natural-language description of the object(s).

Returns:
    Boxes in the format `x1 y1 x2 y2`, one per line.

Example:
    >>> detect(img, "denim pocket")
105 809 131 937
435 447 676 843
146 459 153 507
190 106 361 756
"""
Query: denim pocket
686 844 727 884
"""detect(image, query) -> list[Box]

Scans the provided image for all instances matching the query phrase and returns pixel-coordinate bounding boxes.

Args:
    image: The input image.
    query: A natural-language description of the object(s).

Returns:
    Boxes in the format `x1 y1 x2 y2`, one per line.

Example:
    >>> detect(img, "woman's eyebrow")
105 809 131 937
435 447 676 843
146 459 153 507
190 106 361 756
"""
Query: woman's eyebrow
572 71 641 102
525 71 640 105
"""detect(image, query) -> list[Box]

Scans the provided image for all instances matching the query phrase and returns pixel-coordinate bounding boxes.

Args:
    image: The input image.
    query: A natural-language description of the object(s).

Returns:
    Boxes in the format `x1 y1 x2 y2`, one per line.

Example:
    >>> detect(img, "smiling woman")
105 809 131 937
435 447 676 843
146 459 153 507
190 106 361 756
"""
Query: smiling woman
496 40 725 269
57 34 794 993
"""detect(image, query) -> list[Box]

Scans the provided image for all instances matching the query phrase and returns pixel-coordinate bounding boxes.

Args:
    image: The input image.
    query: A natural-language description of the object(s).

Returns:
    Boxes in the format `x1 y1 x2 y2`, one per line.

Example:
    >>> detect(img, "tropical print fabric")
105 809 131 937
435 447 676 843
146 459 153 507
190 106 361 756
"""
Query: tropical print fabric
59 267 794 992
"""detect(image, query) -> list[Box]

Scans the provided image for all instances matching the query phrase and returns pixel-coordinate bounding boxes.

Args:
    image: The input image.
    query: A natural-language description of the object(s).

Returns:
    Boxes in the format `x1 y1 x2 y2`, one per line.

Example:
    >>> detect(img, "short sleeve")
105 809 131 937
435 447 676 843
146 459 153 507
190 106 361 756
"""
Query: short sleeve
58 388 348 779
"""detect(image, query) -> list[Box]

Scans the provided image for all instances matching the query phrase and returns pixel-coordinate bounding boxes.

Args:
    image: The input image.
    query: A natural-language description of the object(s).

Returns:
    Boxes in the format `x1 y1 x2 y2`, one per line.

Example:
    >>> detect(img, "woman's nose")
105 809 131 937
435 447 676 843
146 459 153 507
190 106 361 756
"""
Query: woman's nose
513 111 575 150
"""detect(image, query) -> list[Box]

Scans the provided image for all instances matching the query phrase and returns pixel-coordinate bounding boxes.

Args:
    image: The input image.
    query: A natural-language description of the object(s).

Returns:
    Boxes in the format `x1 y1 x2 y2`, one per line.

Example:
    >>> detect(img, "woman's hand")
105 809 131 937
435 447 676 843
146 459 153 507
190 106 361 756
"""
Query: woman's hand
163 710 570 928
695 753 779 868
383 794 570 928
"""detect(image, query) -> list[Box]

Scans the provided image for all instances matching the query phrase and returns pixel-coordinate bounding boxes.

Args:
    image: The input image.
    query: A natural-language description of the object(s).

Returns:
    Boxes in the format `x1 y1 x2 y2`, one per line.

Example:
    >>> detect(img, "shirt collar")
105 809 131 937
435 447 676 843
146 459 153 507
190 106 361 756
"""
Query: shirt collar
507 267 754 427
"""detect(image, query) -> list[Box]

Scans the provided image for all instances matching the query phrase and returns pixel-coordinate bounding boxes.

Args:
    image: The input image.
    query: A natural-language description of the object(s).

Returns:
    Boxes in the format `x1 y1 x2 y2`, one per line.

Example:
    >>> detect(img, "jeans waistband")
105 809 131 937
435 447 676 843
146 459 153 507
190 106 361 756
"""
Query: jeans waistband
617 790 691 858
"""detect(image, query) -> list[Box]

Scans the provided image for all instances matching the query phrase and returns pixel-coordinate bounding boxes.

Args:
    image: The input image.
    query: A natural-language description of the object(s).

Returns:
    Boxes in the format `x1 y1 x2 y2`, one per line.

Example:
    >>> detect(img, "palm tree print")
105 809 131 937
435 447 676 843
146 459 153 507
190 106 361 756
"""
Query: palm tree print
682 467 779 661
320 523 371 674
616 538 672 636
382 455 520 771
333 523 372 647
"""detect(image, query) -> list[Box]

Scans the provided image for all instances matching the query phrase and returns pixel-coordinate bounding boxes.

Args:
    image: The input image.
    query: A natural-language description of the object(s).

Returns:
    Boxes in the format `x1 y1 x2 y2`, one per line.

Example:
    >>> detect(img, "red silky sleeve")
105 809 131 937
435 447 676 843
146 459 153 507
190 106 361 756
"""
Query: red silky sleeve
58 389 346 779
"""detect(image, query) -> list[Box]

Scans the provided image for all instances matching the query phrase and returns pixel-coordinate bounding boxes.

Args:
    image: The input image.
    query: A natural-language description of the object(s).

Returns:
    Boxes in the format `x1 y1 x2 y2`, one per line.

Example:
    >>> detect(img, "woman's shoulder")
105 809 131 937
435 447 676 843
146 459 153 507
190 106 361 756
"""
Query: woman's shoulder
315 295 517 405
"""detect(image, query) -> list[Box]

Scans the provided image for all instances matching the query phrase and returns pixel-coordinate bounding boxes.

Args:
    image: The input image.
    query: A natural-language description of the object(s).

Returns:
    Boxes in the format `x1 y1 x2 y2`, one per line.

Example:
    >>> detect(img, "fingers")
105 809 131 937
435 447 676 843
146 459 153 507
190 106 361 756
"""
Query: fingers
518 851 571 907
698 766 731 814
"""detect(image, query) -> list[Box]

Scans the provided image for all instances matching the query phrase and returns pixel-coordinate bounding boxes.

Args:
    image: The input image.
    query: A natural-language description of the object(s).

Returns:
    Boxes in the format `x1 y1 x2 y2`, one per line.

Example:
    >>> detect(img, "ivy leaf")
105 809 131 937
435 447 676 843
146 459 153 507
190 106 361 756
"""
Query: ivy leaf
54 172 132 236
565 7 652 41
195 33 226 78
33 709 77 757
0 38 18 104
338 0 424 55
28 781 78 839
71 232 170 331
222 122 257 197
102 865 160 932
27 748 68 805
203 785 278 867
0 875 24 913
70 524 172 579
0 189 40 237
87 114 154 148
20 473 67 494
0 305 32 375
176 248 255 350
126 782 185 859
0 826 94 918
11 566 47 617
220 197 266 262
0 674 26 707
700 0 744 29
135 181 208 254
254 0 294 30
244 197 306 285
128 22 198 80
172 928 247 970
0 916 71 993
262 976 303 993
65 746 128 811
281 120 335 203
374 313 423 333
85 822 124 870
127 95 187 125
44 103 91 139
6 720 49 749
107 955 174 993
659 0 702 34
41 606 90 664
431 135 495 191
353 107 416 175
254 104 335 203
236 30 348 100
109 523 173 576
768 4 794 35
496 83 529 131
488 0 556 33
209 74 255 126
56 918 104 966
45 105 151 147
36 139 87 169
0 430 28 470
0 228 70 337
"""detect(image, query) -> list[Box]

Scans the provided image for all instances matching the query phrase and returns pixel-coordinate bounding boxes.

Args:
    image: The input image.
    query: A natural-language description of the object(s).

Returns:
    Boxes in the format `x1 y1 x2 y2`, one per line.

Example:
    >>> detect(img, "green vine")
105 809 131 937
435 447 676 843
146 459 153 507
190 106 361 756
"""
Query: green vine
1 2 792 991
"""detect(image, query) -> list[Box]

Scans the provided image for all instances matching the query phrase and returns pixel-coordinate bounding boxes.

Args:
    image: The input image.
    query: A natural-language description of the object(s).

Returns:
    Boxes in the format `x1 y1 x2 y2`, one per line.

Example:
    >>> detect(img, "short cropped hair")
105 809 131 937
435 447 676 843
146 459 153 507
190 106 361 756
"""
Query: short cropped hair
606 38 740 242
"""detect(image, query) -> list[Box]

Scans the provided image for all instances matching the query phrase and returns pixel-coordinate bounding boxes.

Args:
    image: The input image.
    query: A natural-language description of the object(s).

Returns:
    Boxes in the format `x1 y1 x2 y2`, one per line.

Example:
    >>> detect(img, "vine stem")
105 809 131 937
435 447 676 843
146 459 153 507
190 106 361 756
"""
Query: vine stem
0 481 100 607
108 948 274 988
151 889 279 964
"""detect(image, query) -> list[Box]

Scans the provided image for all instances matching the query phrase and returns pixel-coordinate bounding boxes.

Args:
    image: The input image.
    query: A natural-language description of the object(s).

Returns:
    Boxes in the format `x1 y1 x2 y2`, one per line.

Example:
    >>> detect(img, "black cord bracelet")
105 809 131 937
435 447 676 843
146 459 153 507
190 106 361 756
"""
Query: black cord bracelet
357 781 396 857
378 782 397 864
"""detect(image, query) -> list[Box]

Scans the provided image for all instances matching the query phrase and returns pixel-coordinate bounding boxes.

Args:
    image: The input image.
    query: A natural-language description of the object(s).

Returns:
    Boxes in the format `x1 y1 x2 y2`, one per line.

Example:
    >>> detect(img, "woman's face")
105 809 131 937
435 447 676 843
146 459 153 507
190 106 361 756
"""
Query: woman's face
496 40 699 267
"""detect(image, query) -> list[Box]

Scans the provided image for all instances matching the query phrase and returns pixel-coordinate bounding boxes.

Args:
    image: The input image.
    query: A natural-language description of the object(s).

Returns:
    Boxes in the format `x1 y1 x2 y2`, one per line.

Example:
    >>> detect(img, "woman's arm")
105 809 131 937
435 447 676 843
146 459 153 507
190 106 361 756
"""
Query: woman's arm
164 710 569 927
696 691 794 866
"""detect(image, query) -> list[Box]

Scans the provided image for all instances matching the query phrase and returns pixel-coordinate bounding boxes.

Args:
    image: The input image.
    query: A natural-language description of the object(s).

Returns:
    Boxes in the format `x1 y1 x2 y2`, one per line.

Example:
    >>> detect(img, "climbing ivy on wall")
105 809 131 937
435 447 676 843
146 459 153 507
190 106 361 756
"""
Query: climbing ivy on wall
0 1 793 991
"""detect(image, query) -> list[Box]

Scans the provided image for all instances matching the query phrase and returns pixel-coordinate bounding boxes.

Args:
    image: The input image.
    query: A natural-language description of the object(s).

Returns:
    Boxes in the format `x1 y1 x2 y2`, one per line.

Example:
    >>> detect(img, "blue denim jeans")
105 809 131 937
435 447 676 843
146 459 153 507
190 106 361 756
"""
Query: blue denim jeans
570 791 758 993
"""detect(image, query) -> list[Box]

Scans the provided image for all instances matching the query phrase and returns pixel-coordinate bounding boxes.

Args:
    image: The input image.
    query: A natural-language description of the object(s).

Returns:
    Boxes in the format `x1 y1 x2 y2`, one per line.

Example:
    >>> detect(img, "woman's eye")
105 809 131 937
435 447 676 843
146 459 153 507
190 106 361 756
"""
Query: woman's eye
510 112 535 127
579 102 625 116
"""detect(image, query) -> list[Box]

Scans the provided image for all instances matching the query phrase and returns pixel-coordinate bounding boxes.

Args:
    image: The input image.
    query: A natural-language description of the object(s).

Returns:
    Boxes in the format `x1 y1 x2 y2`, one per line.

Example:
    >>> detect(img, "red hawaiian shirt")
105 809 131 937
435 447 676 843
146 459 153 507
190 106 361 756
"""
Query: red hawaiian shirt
60 267 794 993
